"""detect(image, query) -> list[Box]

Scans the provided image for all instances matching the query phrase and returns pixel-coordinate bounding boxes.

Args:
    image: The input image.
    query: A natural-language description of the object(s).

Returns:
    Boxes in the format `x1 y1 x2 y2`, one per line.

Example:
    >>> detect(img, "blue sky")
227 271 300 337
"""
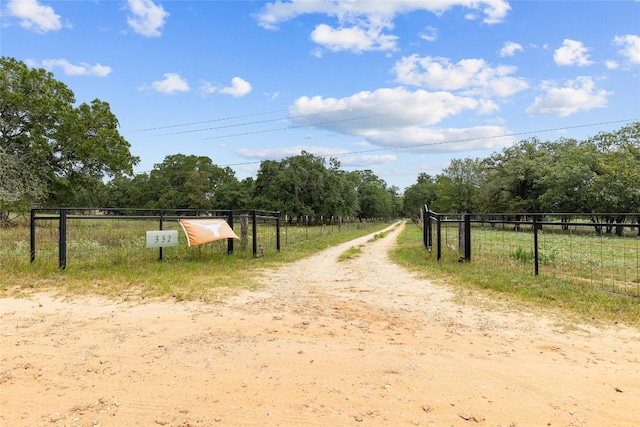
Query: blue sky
2 0 639 191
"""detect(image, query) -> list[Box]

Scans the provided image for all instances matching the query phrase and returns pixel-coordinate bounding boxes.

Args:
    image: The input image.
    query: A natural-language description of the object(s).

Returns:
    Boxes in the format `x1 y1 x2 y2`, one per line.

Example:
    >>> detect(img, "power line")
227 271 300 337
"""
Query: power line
132 117 638 174
127 108 290 133
153 108 369 137
199 114 382 140
129 106 364 135
215 118 640 167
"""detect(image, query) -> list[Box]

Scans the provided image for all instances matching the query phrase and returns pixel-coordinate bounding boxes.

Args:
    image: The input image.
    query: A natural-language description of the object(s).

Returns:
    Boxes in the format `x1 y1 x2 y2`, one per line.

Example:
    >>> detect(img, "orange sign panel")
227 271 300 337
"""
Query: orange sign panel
179 219 239 247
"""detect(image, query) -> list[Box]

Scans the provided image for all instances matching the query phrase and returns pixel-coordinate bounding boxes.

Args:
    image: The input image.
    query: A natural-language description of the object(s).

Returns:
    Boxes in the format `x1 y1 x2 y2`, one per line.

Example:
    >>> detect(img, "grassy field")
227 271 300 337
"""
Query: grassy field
390 223 640 328
0 219 394 302
2 219 638 328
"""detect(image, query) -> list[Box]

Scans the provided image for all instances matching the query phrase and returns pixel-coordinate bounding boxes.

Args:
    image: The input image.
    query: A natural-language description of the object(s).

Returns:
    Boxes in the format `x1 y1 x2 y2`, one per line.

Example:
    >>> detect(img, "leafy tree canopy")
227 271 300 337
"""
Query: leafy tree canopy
0 57 139 214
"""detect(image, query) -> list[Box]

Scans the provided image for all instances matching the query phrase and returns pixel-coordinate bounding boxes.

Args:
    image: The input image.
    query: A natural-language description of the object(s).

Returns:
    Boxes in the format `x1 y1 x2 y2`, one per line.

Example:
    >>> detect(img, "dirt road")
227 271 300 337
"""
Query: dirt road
1 222 638 426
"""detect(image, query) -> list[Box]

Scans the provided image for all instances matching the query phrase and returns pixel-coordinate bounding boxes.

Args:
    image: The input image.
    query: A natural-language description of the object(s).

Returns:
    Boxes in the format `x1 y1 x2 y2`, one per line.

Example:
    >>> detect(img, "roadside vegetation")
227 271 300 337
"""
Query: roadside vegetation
337 246 363 262
0 221 395 302
390 223 640 329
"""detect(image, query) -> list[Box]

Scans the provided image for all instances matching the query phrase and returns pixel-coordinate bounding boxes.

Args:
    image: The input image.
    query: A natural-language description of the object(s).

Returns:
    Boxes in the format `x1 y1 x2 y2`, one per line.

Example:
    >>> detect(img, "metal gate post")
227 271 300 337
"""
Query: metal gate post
252 210 258 257
276 211 281 252
59 209 67 270
158 210 164 261
30 209 36 263
227 210 234 255
436 213 442 261
533 215 539 275
464 214 471 261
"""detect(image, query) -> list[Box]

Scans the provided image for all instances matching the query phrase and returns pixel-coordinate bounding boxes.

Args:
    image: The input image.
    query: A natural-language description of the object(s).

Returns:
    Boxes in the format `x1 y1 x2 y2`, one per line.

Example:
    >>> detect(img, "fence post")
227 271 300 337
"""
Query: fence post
436 213 442 261
240 214 249 251
30 209 36 263
276 212 281 252
533 215 539 275
227 210 234 255
423 205 430 251
464 214 471 261
59 209 67 270
458 214 472 262
252 210 258 257
158 210 164 262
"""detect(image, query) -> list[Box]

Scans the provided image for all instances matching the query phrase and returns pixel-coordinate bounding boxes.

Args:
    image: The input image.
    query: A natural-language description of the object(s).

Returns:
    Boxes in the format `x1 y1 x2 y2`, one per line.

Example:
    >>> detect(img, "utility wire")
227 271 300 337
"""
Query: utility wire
215 118 640 167
129 107 362 135
128 108 290 133
131 117 639 174
155 109 367 137
199 114 382 140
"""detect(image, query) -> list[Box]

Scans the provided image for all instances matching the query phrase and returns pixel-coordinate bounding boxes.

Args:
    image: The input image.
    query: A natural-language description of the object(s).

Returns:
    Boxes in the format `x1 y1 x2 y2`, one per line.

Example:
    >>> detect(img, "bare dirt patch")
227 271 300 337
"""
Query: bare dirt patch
1 222 639 426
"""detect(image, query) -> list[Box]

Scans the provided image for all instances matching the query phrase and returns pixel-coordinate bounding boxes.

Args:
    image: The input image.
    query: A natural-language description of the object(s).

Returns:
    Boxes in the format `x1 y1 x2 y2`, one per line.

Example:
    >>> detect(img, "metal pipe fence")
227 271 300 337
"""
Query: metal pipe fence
25 208 281 269
0 209 387 270
423 206 640 297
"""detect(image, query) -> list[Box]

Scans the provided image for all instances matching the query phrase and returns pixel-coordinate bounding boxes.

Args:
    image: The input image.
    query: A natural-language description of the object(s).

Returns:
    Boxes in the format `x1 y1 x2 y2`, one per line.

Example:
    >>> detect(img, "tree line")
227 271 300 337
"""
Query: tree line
2 57 638 225
105 152 400 222
403 122 640 224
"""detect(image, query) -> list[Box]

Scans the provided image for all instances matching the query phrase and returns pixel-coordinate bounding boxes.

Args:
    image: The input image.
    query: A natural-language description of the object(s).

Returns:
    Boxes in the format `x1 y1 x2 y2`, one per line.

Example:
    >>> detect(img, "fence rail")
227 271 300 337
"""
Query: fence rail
422 206 640 297
27 208 281 269
0 208 385 270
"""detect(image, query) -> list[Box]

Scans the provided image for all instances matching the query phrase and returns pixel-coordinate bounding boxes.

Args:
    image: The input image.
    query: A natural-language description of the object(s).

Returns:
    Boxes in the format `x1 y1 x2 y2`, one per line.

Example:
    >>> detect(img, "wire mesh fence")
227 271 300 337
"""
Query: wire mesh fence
423 208 640 297
0 209 387 270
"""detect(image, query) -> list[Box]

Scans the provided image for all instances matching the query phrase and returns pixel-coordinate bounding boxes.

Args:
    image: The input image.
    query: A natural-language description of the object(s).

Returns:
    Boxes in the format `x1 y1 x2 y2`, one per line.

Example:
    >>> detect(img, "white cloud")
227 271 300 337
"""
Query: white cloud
127 0 169 37
199 77 252 97
234 145 396 167
419 26 438 42
40 59 111 77
525 76 611 117
311 23 398 53
366 125 515 152
392 55 528 98
554 39 593 67
287 87 514 153
219 77 252 97
292 87 482 131
255 0 509 53
236 145 348 160
613 34 640 64
339 154 397 167
605 60 619 70
199 81 217 95
499 41 523 57
147 73 190 94
6 0 61 33
256 0 510 29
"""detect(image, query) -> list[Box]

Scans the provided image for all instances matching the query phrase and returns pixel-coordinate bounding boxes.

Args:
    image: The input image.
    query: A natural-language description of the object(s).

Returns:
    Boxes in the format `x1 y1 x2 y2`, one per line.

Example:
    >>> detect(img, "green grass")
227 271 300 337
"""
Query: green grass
337 245 363 261
390 223 640 329
0 220 394 302
3 219 638 329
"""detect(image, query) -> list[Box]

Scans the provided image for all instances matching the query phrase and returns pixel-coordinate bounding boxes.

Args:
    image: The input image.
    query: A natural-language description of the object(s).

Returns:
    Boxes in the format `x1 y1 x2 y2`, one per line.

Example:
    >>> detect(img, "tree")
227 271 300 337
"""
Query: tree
402 173 436 217
253 152 359 222
479 138 548 213
357 181 392 219
214 177 255 210
433 158 483 213
585 122 640 234
537 138 595 214
144 154 237 210
0 57 139 214
0 151 47 220
349 170 393 219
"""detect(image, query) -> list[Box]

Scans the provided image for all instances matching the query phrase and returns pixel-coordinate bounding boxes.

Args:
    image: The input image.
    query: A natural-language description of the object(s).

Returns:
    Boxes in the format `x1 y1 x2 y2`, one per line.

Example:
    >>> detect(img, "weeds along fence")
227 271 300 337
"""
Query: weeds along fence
9 208 280 269
422 206 640 297
0 208 386 270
